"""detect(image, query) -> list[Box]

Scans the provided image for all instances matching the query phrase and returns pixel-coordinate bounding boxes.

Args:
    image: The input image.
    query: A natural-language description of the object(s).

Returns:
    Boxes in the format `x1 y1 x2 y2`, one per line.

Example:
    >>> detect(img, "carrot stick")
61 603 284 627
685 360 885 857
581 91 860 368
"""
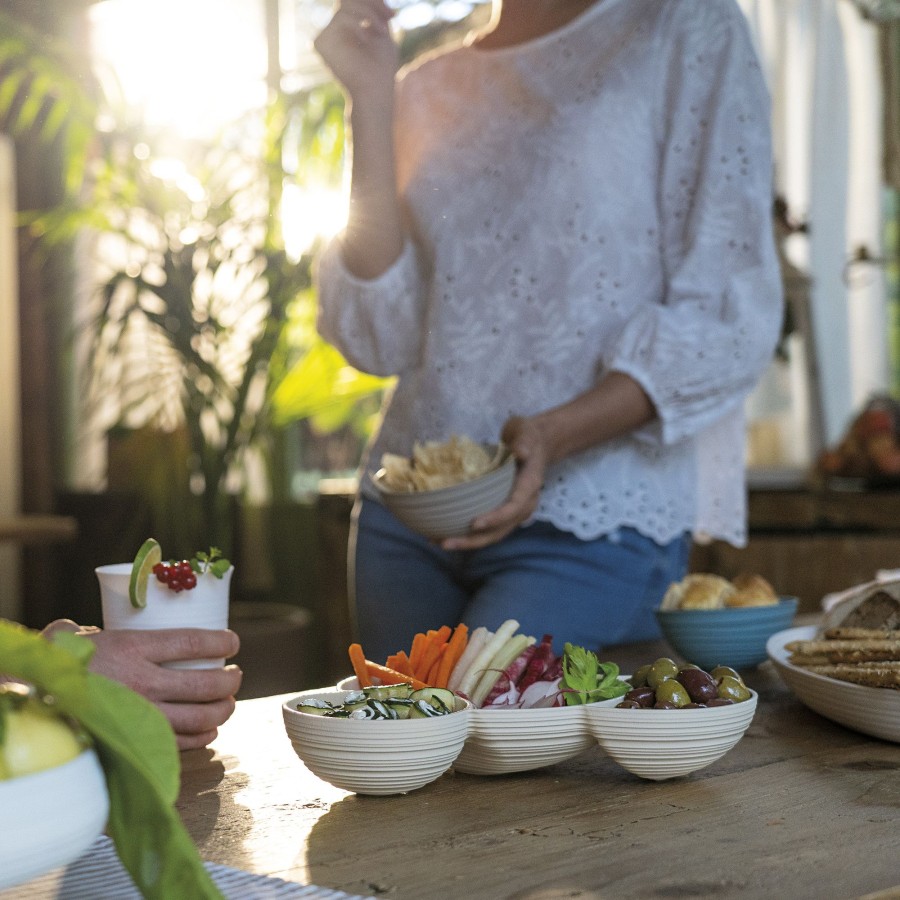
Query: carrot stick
409 632 427 673
417 624 452 681
434 623 469 689
425 644 448 685
385 652 414 677
348 643 372 687
365 660 428 690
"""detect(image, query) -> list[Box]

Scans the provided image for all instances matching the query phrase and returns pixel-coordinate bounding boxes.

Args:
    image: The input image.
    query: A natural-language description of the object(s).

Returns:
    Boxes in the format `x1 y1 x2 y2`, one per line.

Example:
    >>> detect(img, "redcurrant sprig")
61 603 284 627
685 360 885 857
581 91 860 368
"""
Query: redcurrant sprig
150 547 231 594
152 560 197 593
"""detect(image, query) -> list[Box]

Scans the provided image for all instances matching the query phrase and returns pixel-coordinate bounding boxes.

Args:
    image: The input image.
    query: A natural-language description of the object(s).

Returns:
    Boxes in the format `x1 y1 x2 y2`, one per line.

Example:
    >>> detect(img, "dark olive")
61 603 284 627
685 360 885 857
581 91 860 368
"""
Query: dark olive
647 657 679 689
654 701 678 709
684 702 707 708
655 680 691 708
707 697 735 707
623 687 656 708
616 700 642 709
676 667 718 704
717 675 752 703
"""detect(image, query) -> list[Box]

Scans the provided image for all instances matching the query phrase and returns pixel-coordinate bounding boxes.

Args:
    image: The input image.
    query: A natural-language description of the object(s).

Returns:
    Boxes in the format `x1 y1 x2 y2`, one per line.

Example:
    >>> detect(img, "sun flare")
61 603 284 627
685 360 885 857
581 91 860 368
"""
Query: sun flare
89 0 268 140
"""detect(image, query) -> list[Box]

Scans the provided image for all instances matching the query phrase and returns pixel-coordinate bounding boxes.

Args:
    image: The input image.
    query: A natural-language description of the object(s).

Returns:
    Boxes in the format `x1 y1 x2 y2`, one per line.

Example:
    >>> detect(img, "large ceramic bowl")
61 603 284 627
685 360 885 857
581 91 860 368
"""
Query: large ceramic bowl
282 689 471 796
655 598 799 670
371 449 516 539
0 748 110 890
585 692 758 781
454 704 595 776
767 625 900 743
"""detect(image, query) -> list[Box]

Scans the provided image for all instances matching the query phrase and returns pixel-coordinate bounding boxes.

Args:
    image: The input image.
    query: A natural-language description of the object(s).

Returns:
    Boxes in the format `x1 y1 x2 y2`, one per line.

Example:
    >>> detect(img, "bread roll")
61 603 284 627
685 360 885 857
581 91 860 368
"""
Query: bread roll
726 572 779 608
661 573 735 610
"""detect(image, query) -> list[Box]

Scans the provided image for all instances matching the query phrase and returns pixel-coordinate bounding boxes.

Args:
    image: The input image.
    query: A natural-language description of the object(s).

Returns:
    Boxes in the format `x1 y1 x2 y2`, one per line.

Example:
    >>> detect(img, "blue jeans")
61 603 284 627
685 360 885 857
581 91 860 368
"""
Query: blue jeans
349 497 692 663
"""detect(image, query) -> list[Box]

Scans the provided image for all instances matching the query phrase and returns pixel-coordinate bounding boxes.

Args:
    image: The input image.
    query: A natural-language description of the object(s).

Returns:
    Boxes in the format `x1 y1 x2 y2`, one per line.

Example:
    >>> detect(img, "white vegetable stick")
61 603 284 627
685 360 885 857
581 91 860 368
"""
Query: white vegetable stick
447 626 490 692
471 633 536 708
458 618 520 698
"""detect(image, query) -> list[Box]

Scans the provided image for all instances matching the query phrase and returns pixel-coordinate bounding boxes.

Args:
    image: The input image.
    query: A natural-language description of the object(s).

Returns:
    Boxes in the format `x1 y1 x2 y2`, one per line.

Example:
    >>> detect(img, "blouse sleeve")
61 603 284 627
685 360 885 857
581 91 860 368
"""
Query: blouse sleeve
315 233 429 377
607 0 783 447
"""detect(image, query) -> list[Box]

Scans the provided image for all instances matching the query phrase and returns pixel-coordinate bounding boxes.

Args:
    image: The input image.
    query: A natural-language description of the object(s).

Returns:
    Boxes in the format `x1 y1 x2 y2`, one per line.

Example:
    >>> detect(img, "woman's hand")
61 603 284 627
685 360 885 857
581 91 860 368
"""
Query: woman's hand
314 0 398 104
439 372 657 552
42 620 243 751
440 416 549 551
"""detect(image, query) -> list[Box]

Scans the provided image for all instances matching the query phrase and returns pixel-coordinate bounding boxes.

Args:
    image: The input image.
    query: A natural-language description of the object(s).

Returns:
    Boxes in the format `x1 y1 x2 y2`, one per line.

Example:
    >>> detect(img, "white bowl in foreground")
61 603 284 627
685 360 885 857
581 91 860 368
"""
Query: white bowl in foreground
371 449 516 539
454 704 595 775
767 625 900 743
0 748 110 890
283 690 471 796
585 692 758 781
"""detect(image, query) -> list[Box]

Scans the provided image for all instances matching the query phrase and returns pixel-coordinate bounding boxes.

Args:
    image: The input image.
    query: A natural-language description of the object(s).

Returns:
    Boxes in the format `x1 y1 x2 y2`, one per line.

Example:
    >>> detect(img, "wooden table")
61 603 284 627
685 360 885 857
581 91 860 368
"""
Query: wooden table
175 640 900 900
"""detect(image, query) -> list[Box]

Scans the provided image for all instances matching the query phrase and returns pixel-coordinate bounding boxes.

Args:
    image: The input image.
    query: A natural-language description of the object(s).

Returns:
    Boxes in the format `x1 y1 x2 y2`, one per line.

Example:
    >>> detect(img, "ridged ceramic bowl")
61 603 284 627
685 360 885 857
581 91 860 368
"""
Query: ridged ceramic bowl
585 691 758 780
454 704 595 775
767 625 900 743
282 689 471 796
655 598 798 670
0 748 110 890
371 448 516 539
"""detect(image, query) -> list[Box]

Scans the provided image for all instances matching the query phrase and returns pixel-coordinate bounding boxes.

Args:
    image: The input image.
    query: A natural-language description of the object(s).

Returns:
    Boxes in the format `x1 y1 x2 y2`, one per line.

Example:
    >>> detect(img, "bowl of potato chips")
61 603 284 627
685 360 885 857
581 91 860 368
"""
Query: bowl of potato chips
371 436 516 539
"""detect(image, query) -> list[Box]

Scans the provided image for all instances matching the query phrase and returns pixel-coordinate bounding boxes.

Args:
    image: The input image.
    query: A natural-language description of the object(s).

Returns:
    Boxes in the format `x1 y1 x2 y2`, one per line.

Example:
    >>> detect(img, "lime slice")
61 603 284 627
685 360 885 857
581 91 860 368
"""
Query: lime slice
129 538 162 608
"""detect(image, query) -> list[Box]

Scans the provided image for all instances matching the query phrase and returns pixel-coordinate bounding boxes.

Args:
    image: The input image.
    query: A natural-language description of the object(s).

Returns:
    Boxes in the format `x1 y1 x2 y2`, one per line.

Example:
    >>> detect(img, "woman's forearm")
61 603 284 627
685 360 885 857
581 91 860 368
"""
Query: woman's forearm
531 371 657 465
340 94 405 279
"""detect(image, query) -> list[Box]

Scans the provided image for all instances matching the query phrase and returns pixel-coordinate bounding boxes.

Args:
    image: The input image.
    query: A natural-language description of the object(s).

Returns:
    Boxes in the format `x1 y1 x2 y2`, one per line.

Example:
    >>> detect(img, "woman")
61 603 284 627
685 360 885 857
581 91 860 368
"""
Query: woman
314 0 783 660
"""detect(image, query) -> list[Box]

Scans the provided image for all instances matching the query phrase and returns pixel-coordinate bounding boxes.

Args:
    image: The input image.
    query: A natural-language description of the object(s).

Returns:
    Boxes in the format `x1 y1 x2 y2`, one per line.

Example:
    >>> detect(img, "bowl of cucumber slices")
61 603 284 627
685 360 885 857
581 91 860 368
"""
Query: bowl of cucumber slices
282 683 471 796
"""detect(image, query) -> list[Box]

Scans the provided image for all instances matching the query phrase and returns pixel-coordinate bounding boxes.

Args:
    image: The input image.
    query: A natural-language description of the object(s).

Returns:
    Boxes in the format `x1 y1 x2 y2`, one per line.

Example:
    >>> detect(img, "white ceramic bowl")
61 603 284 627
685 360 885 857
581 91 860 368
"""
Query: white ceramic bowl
767 625 900 743
454 704 595 775
585 692 758 781
371 449 516 539
282 690 471 795
0 748 110 890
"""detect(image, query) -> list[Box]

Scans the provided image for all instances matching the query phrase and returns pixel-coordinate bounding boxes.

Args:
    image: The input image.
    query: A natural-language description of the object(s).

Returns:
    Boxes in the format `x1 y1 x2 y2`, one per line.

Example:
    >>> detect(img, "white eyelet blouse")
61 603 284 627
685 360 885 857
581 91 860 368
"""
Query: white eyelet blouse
316 0 783 547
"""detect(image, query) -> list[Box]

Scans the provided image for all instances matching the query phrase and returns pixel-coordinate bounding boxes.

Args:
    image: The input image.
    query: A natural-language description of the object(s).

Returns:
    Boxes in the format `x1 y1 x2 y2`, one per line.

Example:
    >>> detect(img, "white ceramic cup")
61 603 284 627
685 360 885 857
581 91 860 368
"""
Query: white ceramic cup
95 563 233 669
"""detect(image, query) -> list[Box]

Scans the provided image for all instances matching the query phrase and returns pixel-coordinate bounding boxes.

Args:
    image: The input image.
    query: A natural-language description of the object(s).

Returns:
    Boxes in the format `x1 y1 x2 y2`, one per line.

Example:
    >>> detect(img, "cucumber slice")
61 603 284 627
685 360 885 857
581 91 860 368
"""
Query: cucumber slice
385 698 415 719
363 683 414 701
342 691 368 711
407 699 445 718
294 699 334 716
410 687 455 713
367 700 397 719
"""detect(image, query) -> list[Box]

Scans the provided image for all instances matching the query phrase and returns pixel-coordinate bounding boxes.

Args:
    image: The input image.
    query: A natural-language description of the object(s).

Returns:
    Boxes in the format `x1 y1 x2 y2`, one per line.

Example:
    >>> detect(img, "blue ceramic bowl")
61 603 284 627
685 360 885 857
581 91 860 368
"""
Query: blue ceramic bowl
655 598 799 671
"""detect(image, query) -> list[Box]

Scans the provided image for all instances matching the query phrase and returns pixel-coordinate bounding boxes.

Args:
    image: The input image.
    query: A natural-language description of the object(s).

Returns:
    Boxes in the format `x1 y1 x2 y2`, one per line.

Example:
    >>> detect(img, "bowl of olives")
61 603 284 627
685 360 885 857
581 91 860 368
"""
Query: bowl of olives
654 598 799 670
584 659 757 781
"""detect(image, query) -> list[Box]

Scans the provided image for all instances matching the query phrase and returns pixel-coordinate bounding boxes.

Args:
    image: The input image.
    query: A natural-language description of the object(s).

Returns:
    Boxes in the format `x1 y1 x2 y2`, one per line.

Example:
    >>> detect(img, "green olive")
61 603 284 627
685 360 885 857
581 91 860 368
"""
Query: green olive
646 657 679 689
631 664 652 688
654 679 691 708
717 675 752 703
710 665 743 685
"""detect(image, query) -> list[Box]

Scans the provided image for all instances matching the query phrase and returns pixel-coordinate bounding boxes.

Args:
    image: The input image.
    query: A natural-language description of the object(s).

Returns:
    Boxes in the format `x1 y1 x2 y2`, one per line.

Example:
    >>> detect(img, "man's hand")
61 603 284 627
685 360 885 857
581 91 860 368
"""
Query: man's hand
42 620 242 751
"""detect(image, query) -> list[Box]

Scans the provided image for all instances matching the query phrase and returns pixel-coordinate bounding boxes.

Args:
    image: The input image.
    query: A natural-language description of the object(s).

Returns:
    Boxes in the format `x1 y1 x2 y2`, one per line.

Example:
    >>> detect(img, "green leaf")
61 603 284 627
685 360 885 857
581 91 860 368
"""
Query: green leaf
561 644 629 705
0 621 222 899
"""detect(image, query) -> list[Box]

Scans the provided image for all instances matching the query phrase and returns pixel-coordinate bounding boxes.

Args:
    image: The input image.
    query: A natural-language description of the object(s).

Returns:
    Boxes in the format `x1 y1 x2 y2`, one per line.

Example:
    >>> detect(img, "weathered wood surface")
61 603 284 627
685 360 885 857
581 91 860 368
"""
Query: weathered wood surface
176 639 900 900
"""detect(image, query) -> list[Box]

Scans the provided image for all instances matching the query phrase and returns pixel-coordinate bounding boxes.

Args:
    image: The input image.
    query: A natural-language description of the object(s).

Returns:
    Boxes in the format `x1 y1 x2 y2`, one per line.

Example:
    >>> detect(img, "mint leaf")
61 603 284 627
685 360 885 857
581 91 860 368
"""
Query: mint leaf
0 621 222 899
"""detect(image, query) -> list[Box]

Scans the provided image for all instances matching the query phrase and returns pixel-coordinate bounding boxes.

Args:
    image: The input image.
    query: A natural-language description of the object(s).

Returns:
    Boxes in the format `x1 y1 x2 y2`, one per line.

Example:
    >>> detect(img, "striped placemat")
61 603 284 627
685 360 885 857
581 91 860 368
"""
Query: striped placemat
0 835 373 900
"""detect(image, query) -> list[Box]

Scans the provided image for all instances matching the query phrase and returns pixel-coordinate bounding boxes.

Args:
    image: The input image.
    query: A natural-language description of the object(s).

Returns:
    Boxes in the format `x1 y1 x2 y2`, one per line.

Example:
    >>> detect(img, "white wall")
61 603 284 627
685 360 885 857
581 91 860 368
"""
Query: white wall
739 0 889 449
0 135 22 621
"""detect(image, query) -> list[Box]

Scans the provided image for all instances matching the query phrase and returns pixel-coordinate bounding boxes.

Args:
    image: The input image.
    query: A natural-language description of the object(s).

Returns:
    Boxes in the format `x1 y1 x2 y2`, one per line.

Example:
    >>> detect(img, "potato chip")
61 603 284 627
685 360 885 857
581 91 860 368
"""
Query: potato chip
378 435 502 492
